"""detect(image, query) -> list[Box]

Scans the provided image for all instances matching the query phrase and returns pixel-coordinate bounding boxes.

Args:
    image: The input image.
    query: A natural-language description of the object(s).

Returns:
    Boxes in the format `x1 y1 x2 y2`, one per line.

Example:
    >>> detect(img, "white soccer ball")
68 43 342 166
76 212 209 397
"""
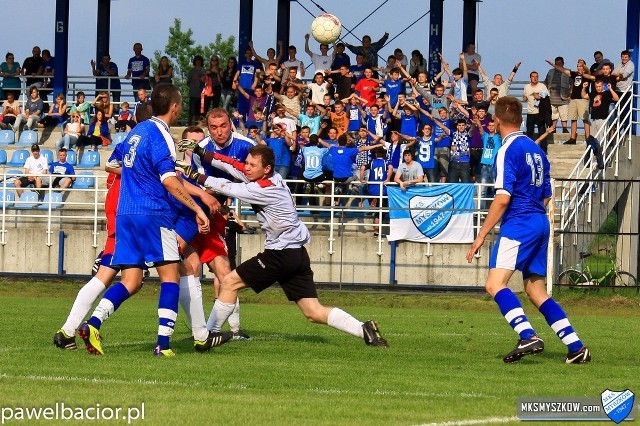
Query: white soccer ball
311 14 342 45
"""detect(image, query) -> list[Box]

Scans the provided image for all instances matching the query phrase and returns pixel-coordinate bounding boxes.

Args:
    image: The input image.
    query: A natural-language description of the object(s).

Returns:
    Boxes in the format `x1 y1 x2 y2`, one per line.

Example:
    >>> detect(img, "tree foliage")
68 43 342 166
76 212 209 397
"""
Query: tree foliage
152 18 237 121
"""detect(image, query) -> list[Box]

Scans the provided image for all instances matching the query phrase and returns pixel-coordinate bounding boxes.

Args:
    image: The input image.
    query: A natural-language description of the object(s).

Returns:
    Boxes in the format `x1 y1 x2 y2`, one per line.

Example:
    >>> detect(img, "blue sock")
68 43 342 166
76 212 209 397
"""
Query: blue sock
539 298 583 353
494 288 536 339
88 282 130 329
157 282 180 350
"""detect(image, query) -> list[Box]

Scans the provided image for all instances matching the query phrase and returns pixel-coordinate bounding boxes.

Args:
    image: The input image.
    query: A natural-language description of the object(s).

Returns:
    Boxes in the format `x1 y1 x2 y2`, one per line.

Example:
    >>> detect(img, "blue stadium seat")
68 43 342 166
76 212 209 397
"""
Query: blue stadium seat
0 130 15 146
76 151 101 169
0 149 6 165
73 172 95 189
0 190 16 208
37 191 63 210
2 170 22 187
17 130 38 146
6 149 29 167
41 149 54 165
66 149 77 166
14 191 39 209
112 131 129 145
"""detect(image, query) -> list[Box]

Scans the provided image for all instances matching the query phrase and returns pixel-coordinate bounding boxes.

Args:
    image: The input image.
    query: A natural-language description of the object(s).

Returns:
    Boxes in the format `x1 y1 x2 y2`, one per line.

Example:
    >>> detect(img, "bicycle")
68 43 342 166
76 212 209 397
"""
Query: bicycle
557 247 638 293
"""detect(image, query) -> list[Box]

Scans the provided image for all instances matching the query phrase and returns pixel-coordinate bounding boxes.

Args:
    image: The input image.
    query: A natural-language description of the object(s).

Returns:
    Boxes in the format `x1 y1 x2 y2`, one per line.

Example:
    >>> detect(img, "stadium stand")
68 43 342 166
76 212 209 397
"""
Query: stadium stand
6 150 29 167
17 130 39 146
76 151 101 169
0 130 16 146
0 190 16 208
14 191 39 209
73 172 95 189
37 191 63 210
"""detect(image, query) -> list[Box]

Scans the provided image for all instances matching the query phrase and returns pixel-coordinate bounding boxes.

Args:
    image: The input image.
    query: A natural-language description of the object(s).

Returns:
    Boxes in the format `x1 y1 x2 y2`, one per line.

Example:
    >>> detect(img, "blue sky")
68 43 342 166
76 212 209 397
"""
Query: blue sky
6 0 631 80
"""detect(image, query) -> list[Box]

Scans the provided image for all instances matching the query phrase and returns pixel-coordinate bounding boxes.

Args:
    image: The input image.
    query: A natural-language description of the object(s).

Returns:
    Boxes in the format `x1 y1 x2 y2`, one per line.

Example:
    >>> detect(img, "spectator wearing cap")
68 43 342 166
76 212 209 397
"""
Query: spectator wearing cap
15 144 48 198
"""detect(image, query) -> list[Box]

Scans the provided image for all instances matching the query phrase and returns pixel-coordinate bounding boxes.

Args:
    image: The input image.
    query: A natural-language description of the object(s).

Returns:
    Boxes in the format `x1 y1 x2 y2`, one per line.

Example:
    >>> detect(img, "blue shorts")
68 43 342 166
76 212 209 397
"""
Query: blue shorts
489 214 549 279
175 213 197 246
113 215 180 268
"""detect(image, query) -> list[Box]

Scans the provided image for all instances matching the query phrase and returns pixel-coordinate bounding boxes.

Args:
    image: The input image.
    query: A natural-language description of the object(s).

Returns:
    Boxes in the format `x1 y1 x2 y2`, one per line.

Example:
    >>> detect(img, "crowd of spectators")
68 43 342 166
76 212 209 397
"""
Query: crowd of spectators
0 38 636 205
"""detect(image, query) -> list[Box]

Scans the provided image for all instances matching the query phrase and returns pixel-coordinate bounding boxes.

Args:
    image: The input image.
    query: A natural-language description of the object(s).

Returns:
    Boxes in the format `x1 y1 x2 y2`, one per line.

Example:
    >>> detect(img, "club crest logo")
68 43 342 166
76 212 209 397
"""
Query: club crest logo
601 389 635 424
409 193 454 239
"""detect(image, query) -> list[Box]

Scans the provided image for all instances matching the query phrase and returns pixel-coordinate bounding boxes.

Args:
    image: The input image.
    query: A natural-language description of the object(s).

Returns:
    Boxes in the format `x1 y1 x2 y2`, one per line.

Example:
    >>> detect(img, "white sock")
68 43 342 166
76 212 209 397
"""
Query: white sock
91 298 115 324
327 308 364 338
61 277 106 336
178 275 208 342
208 299 236 333
227 297 241 333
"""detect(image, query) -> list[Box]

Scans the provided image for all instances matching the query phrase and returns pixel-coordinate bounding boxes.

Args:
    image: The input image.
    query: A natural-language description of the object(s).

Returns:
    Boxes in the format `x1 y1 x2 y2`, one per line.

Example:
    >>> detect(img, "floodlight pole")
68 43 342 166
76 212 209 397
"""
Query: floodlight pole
239 0 254 53
53 0 70 97
428 0 444 78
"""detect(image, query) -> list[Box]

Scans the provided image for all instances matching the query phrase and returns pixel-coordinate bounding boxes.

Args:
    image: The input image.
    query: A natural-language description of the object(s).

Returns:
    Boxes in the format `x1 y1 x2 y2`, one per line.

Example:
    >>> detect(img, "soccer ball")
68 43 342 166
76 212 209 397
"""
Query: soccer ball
311 14 342 45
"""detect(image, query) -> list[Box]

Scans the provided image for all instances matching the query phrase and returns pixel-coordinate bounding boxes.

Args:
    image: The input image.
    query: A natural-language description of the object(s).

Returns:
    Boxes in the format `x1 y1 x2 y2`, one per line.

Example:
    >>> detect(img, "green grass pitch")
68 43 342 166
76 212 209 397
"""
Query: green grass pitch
0 279 638 425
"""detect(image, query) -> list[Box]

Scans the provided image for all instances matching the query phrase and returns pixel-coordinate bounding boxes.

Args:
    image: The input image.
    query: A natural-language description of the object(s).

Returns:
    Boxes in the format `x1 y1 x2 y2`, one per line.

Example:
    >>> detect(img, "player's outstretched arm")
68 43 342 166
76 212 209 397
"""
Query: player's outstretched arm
466 193 510 263
163 175 209 234
176 139 249 182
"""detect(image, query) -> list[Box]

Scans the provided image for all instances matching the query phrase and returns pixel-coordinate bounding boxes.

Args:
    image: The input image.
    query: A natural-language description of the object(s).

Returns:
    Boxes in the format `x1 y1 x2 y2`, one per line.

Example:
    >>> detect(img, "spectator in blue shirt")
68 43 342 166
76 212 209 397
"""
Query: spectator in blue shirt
44 148 75 189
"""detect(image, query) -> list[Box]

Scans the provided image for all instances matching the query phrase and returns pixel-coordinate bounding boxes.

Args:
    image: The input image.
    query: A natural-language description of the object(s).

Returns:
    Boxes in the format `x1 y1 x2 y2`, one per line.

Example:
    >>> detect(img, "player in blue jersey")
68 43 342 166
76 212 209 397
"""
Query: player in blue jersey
366 146 390 237
78 84 213 357
466 96 590 364
53 104 158 351
175 143 389 347
189 110 256 337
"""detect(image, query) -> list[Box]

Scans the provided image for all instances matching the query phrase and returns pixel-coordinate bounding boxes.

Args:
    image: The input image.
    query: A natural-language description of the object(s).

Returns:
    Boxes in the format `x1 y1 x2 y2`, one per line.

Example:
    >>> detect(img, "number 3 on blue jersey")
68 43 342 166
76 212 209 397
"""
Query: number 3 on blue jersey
525 152 544 187
123 135 141 168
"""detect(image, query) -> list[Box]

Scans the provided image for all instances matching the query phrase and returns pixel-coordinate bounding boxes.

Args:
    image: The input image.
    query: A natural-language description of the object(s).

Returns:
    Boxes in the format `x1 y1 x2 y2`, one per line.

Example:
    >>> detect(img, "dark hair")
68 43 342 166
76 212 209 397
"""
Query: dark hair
374 146 386 158
135 103 153 123
338 134 349 146
193 55 204 66
456 119 467 126
494 96 523 126
58 147 67 153
403 149 413 156
621 50 631 56
219 205 231 215
309 134 320 146
248 145 275 170
593 50 603 57
452 68 463 76
554 56 564 63
411 49 425 66
151 83 181 116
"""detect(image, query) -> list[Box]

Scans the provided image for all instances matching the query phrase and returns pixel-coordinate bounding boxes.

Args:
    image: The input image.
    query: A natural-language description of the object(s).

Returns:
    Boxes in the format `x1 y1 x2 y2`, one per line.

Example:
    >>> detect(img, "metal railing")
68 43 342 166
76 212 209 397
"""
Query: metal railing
555 83 638 260
1 172 501 253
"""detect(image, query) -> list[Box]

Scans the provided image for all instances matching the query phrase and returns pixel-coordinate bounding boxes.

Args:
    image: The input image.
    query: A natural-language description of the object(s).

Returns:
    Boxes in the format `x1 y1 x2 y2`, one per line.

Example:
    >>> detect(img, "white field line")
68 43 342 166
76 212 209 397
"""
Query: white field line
0 373 496 400
415 416 518 426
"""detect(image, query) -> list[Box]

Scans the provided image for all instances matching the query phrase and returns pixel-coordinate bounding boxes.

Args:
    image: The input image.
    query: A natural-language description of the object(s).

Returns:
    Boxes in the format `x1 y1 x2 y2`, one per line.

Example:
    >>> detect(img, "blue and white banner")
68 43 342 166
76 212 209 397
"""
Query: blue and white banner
387 184 475 243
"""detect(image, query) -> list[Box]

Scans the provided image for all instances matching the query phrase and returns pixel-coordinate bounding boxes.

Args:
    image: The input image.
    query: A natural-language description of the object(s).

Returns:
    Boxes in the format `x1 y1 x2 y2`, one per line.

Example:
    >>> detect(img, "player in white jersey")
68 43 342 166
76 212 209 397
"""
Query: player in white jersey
176 143 389 347
466 96 590 364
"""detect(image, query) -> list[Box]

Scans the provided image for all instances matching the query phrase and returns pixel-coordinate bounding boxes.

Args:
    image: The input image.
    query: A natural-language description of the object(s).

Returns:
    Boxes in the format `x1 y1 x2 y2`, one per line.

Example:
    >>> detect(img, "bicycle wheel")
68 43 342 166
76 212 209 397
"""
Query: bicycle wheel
611 271 639 295
557 269 589 287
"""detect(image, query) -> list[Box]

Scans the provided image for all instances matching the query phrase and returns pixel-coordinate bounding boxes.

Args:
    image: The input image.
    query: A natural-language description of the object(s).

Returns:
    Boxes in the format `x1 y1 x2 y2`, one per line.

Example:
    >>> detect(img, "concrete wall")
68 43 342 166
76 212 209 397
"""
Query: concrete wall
0 223 523 291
